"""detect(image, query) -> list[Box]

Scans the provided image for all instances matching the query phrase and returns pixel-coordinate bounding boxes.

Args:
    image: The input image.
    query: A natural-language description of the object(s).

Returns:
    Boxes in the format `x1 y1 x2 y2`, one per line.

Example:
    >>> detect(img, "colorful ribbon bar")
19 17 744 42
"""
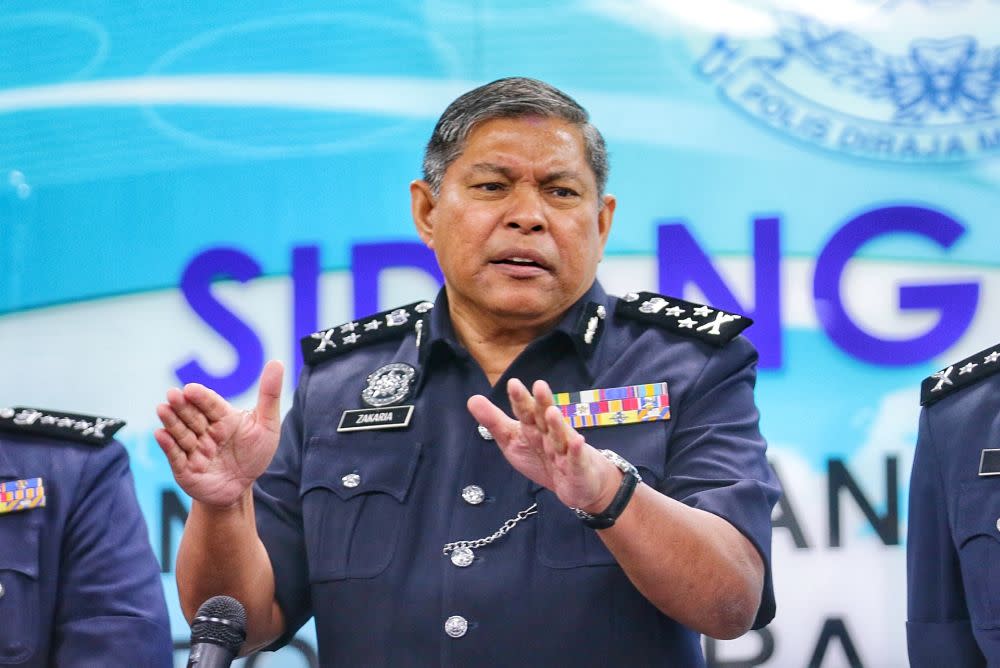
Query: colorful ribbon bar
0 477 46 514
553 383 670 429
553 382 668 406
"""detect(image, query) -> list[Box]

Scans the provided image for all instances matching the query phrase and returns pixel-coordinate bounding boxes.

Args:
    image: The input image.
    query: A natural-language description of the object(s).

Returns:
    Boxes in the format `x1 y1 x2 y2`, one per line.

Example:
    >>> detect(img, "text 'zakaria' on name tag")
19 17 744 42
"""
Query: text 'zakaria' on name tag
338 406 414 432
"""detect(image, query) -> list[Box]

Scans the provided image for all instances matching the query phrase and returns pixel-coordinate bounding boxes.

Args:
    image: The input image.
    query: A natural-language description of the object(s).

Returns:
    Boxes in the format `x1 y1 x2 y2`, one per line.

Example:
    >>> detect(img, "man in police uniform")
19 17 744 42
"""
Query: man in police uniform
0 406 172 666
908 342 1000 665
156 77 780 666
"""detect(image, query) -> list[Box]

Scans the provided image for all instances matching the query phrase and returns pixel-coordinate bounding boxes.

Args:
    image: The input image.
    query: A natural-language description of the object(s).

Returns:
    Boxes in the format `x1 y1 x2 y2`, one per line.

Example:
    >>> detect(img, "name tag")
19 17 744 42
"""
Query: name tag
338 406 413 432
980 449 1000 476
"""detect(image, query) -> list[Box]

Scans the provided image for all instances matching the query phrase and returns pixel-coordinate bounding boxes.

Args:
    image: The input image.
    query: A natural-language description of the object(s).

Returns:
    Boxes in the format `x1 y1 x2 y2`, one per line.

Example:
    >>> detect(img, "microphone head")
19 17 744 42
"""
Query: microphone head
191 595 247 652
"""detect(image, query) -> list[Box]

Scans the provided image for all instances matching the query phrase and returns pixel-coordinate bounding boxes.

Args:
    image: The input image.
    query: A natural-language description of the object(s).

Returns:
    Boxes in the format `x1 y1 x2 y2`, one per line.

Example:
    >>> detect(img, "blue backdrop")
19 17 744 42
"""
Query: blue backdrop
3 2 1000 665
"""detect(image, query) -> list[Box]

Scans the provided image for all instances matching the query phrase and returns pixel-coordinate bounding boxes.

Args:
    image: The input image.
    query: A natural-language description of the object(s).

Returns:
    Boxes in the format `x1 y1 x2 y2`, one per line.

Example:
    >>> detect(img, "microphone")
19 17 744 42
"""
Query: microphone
186 595 247 668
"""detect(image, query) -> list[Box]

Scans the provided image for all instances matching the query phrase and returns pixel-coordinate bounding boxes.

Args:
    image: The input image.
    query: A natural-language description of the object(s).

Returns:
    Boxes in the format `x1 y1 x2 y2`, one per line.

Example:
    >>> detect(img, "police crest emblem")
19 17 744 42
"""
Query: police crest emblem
361 363 417 407
693 0 1000 163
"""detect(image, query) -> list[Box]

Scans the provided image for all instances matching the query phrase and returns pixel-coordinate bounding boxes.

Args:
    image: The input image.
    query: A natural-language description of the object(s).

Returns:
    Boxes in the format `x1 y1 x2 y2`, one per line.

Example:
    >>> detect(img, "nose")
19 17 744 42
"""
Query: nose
504 185 547 233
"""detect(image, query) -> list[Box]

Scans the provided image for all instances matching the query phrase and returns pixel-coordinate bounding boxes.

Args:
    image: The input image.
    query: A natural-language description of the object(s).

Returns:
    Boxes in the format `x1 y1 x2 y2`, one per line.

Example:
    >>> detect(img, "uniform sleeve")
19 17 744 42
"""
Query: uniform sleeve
660 337 781 629
51 442 173 667
254 364 312 650
906 407 985 666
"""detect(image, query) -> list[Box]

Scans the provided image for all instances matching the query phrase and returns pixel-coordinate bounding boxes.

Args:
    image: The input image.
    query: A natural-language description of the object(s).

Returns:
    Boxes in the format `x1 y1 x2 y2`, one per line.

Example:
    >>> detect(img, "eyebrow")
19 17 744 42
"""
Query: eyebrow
467 162 584 185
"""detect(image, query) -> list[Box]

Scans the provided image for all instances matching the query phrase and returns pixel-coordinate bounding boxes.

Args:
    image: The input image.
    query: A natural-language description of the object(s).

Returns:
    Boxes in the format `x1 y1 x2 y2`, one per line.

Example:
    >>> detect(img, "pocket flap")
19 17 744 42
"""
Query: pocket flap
0 521 38 579
301 435 422 502
956 480 1000 548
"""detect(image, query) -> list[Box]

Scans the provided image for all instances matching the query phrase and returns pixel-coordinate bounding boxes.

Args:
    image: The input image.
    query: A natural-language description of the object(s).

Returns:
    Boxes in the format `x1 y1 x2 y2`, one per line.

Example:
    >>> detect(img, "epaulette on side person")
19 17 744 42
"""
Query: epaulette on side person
616 291 752 346
0 406 125 445
301 300 435 366
920 341 1000 406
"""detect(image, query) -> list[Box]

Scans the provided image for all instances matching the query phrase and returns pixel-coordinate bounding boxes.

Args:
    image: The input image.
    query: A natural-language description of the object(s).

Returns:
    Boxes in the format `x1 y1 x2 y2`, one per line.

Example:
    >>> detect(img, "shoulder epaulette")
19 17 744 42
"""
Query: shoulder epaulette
920 342 1000 406
0 406 124 446
615 291 752 346
302 300 434 366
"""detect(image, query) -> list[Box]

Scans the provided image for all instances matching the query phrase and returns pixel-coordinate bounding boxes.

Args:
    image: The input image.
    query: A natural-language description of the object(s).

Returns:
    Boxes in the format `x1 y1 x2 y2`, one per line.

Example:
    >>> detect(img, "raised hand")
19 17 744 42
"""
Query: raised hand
154 360 284 508
467 378 619 512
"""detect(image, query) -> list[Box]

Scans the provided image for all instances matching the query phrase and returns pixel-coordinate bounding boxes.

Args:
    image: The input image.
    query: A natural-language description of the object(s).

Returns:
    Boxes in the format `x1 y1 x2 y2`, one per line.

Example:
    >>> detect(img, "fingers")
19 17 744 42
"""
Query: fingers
529 379 571 455
182 382 231 424
166 386 209 436
507 379 540 431
153 427 187 472
467 395 519 446
255 360 285 431
531 380 555 435
543 404 586 464
156 402 203 457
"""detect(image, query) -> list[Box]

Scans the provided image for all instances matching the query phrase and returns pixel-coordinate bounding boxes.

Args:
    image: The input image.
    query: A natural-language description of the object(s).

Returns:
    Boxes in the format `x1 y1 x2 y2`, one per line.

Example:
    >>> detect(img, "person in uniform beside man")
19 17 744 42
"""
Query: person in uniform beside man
156 77 780 666
0 406 172 667
908 342 1000 666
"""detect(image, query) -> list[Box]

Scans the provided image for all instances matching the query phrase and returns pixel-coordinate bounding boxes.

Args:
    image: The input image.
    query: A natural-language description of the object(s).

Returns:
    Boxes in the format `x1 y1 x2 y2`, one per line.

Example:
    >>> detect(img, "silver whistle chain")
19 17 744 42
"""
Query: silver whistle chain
442 503 538 563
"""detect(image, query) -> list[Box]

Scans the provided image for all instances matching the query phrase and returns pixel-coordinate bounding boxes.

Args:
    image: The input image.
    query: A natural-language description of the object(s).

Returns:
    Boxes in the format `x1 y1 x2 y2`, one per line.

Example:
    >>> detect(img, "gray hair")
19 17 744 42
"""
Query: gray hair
422 77 609 196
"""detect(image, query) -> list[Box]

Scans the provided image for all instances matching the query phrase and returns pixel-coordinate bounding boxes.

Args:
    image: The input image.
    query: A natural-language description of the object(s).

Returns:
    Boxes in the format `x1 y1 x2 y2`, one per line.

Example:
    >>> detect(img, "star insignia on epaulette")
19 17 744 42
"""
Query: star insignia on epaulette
0 407 124 446
616 291 752 346
301 300 434 366
921 341 1000 405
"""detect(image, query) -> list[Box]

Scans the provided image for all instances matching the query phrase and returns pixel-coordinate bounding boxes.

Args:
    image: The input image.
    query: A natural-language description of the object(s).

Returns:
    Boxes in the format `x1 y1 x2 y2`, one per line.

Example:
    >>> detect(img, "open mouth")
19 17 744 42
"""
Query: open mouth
491 256 545 269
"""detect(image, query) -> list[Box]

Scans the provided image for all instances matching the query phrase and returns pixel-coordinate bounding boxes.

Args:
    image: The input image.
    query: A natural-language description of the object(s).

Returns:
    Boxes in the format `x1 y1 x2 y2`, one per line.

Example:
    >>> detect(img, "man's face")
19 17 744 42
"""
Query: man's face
411 116 615 327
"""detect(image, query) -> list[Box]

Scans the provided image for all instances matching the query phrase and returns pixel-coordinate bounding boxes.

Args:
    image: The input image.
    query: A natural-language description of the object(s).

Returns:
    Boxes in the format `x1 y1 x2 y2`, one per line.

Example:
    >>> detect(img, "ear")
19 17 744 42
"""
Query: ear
596 194 616 260
410 180 437 249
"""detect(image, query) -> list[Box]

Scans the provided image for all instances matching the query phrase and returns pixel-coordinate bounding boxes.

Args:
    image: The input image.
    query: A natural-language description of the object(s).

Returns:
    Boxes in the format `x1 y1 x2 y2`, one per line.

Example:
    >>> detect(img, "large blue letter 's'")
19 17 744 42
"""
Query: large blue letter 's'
176 247 264 399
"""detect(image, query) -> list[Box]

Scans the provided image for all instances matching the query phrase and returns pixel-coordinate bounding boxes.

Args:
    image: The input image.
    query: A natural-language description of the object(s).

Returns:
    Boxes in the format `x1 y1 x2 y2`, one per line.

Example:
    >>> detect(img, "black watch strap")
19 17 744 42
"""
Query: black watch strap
573 450 642 529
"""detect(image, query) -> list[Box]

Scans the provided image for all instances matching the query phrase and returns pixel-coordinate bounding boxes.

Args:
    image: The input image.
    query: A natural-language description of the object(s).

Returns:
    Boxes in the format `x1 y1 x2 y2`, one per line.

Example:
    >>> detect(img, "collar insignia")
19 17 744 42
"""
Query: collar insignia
573 301 607 352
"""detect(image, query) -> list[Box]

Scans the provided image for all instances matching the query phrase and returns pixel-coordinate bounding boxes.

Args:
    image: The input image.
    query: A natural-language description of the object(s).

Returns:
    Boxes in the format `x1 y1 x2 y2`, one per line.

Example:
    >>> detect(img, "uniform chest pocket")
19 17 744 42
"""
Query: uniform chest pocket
300 435 422 582
0 521 40 664
955 481 1000 629
534 422 667 569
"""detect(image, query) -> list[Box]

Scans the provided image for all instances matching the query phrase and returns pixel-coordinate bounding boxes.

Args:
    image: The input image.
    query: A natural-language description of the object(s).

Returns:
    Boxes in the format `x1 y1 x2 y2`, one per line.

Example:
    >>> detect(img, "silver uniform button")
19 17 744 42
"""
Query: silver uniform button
444 615 468 638
996 517 1000 533
477 425 494 440
450 546 475 568
342 473 361 488
0 581 4 598
462 485 485 505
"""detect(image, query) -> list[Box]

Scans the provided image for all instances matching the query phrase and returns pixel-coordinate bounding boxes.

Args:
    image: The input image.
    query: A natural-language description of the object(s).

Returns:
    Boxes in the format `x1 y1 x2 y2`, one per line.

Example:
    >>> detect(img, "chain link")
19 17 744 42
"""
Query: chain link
442 503 538 555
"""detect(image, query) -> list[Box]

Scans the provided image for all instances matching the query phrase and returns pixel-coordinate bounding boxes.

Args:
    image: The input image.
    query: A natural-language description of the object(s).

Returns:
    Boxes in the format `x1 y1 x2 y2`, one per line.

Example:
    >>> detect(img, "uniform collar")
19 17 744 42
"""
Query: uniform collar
416 282 612 377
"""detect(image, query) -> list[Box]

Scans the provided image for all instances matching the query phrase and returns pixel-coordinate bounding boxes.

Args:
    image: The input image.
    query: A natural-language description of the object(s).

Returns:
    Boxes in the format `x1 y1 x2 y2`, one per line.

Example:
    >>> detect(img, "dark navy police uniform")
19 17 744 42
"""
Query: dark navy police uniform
256 283 780 667
908 342 1000 666
0 407 172 667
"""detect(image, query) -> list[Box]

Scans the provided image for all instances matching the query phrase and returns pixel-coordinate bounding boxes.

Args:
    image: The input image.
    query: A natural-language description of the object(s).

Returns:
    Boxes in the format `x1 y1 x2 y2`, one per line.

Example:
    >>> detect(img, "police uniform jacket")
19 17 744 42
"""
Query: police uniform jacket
0 409 172 667
908 343 1000 666
255 282 780 667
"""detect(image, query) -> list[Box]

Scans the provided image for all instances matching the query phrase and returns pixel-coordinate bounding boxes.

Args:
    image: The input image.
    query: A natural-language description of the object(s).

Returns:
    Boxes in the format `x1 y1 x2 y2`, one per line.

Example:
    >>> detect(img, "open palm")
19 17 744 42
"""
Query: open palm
155 360 284 508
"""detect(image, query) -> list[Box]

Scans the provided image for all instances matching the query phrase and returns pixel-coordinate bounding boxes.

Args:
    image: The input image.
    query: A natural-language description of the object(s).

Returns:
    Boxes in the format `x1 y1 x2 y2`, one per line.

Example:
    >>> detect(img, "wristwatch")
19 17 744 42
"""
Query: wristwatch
573 449 642 530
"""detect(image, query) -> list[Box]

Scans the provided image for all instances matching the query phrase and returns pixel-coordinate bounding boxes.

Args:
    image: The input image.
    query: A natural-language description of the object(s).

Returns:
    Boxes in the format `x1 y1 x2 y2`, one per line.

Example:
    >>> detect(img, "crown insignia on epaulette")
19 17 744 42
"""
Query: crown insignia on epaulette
615 291 752 346
0 407 124 446
301 300 434 366
920 342 1000 406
